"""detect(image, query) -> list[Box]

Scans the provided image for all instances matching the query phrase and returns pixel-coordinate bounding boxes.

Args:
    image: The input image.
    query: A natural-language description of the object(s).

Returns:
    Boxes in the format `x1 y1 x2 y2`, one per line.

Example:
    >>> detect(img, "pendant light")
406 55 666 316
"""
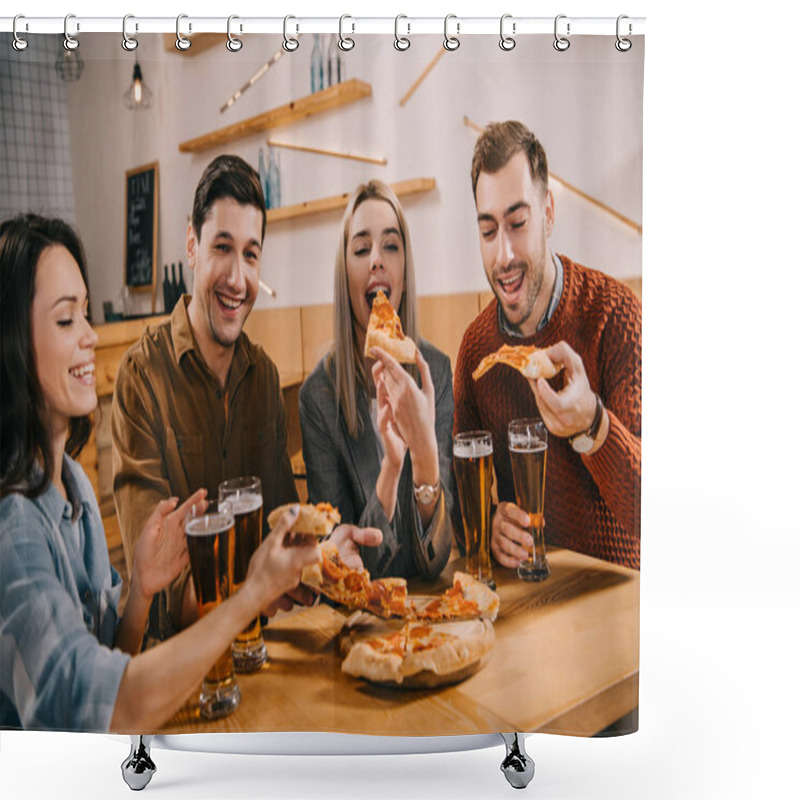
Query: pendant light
123 57 153 111
54 47 84 83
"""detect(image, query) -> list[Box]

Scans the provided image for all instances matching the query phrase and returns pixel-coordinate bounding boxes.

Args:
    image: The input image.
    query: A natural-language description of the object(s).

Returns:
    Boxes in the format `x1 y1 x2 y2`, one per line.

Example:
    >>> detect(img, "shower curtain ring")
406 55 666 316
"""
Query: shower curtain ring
12 15 28 51
499 14 516 51
227 15 243 52
339 15 355 51
282 15 299 51
444 14 460 51
63 14 79 51
615 15 632 52
394 15 410 51
122 15 138 51
553 14 570 51
176 14 191 51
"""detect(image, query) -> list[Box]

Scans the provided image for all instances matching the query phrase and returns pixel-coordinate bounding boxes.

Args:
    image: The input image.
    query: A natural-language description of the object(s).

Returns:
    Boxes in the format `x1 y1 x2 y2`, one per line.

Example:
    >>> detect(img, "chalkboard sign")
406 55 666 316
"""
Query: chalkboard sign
125 162 159 303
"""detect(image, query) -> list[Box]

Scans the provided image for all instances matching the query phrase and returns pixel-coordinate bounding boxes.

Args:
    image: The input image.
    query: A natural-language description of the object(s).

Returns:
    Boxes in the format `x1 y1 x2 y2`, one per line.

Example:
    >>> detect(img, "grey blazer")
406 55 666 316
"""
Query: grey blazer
299 339 454 580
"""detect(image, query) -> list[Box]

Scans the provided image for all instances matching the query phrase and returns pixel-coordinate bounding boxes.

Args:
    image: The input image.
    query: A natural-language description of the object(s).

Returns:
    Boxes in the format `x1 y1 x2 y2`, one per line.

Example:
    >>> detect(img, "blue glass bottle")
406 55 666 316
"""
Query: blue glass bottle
311 34 324 93
258 147 271 209
268 147 281 209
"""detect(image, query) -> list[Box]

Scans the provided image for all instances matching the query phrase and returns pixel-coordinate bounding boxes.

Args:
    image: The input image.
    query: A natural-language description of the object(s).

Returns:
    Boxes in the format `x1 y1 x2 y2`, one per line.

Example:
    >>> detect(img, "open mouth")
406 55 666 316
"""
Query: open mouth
496 271 524 298
366 283 391 309
69 361 95 383
215 291 246 315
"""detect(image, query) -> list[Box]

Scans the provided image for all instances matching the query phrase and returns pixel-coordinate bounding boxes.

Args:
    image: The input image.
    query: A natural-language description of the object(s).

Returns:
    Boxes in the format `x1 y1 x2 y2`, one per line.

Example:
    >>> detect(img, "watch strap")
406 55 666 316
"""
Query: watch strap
570 393 604 445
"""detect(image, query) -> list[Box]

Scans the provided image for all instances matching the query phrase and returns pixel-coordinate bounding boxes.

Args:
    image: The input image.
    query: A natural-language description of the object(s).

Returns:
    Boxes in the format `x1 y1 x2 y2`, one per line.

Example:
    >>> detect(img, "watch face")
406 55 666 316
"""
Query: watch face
416 487 435 505
571 434 594 454
414 485 437 506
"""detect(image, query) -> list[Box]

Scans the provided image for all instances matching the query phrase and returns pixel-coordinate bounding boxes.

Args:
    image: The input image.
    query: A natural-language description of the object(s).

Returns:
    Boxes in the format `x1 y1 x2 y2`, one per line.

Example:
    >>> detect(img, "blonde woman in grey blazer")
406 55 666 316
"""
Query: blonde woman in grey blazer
299 181 454 580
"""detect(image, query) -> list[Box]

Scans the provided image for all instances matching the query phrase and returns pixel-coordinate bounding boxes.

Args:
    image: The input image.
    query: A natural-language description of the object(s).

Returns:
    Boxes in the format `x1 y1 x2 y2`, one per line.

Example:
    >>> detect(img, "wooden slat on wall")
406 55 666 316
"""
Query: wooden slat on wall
300 304 334 377
418 293 482 369
243 307 303 385
621 276 642 301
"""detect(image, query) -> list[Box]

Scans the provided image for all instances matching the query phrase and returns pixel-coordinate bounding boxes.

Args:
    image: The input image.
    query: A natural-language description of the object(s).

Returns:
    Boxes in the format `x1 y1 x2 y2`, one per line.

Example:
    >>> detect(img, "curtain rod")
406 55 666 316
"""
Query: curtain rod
1 16 645 37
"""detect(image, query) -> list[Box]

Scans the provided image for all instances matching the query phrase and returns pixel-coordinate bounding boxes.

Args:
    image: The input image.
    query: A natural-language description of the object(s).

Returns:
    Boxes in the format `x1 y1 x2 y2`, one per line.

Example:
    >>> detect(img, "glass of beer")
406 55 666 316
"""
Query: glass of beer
218 476 266 673
453 431 495 589
508 418 550 582
185 499 240 719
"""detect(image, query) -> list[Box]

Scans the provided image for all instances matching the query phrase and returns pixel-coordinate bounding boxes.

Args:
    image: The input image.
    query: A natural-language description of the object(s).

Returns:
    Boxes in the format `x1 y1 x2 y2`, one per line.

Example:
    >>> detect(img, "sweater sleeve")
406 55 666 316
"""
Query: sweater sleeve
581 295 642 551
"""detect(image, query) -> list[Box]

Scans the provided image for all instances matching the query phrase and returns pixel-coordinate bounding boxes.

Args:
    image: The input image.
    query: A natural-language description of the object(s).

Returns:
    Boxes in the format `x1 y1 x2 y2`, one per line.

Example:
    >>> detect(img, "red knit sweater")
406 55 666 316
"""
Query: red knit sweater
454 255 641 570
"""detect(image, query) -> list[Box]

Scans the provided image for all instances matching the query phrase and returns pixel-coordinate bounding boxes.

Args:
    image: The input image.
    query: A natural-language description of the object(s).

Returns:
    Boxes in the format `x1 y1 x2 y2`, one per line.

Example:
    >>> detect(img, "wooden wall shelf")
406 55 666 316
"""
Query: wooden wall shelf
161 33 226 56
178 79 373 154
266 177 436 224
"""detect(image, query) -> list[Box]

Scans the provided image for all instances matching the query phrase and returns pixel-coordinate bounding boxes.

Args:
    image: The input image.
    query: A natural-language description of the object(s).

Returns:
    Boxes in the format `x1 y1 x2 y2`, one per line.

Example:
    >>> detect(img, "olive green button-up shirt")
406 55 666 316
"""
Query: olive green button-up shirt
111 297 297 641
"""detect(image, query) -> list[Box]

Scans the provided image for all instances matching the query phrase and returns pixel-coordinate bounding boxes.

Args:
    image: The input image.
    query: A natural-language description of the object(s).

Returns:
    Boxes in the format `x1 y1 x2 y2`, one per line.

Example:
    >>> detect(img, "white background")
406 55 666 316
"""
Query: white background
2 1 799 799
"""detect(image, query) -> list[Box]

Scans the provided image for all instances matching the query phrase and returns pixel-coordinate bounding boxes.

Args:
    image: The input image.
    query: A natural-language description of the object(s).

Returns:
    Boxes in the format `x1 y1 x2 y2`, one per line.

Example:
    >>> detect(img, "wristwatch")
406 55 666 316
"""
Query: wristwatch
569 394 605 454
413 480 441 507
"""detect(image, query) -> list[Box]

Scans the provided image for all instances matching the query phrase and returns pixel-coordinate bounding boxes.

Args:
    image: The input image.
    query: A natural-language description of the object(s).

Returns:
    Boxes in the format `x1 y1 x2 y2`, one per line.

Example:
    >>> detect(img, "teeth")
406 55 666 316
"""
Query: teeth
499 273 522 287
69 363 95 378
217 294 244 310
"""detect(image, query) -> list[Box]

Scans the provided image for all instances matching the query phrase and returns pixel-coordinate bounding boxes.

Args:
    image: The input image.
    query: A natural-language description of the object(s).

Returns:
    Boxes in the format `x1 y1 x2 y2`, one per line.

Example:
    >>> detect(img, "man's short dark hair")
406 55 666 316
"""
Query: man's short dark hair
192 154 267 243
471 120 549 198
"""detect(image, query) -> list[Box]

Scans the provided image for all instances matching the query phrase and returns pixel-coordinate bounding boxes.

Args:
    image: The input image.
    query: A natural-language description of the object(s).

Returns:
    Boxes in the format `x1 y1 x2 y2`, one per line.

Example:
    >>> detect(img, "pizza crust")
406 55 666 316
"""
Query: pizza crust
340 617 495 687
268 502 341 537
452 572 500 622
364 325 417 364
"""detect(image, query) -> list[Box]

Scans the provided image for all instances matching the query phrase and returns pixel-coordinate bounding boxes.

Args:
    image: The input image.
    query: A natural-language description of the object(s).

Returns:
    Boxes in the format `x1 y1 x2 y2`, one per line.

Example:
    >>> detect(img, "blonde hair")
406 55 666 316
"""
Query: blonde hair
328 180 419 438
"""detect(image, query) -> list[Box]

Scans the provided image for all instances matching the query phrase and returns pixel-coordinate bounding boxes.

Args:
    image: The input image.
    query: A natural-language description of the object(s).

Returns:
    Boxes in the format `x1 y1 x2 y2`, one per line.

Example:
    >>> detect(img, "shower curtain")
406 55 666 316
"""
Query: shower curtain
0 26 643 739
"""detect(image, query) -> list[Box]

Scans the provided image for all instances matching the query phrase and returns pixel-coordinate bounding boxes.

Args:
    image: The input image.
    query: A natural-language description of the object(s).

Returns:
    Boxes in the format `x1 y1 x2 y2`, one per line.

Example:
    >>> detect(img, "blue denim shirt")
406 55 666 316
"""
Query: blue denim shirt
0 455 130 731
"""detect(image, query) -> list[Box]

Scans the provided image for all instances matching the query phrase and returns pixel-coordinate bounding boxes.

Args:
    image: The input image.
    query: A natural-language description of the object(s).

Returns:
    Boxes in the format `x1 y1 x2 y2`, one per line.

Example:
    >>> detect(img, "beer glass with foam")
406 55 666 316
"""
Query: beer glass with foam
185 499 241 719
218 476 266 672
453 431 495 589
508 418 550 582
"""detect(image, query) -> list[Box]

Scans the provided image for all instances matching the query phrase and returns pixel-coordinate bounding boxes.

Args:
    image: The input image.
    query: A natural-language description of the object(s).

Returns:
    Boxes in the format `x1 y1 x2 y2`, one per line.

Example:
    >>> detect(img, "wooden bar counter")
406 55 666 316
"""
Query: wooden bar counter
161 548 639 737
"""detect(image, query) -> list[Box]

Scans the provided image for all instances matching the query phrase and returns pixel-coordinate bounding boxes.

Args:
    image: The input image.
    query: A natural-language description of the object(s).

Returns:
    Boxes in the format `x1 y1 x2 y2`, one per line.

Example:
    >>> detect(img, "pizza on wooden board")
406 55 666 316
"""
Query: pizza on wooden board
340 616 495 688
472 343 562 382
363 289 417 364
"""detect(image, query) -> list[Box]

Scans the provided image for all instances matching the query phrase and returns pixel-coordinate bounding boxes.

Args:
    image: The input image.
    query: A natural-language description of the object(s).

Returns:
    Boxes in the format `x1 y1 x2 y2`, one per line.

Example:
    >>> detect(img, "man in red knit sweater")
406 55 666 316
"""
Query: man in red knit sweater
454 121 641 570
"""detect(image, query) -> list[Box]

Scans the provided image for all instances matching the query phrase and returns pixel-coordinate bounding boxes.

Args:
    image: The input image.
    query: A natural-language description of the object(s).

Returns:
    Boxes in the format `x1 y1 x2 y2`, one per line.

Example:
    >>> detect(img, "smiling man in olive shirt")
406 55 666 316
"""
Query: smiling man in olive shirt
112 155 379 642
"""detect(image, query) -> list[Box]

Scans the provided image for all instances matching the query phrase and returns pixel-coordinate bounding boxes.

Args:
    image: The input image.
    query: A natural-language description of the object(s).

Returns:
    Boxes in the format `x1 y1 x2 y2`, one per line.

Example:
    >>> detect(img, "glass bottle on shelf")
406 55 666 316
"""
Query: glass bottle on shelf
177 261 187 300
327 34 341 86
311 34 324 93
170 263 178 311
163 264 171 313
268 147 281 209
258 147 271 209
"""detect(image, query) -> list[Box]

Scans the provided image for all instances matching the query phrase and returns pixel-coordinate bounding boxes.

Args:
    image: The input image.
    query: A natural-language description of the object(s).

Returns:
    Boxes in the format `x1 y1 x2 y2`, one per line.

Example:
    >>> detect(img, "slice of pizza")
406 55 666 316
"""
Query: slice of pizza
267 502 341 537
364 289 417 364
472 343 561 382
414 572 500 623
301 540 412 618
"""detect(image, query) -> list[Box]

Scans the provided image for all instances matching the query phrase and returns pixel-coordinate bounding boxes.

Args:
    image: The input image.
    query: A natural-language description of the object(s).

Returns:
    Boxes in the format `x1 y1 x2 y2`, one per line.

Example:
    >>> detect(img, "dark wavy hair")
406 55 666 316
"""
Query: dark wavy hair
192 154 267 244
471 120 550 198
0 214 93 499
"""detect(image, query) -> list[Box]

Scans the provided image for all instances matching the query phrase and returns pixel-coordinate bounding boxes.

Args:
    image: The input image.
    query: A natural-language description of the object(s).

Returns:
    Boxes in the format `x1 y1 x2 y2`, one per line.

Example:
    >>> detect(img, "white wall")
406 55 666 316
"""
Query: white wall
66 33 642 317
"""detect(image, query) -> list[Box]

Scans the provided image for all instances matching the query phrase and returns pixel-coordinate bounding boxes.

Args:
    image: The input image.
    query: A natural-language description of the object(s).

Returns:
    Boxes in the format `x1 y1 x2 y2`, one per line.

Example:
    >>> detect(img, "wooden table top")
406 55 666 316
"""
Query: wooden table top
161 548 639 737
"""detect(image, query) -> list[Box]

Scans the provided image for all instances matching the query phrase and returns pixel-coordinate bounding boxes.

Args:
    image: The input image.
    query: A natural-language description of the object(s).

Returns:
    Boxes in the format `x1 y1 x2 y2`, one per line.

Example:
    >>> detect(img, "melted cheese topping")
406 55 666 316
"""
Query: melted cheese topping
368 290 405 340
473 344 540 380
